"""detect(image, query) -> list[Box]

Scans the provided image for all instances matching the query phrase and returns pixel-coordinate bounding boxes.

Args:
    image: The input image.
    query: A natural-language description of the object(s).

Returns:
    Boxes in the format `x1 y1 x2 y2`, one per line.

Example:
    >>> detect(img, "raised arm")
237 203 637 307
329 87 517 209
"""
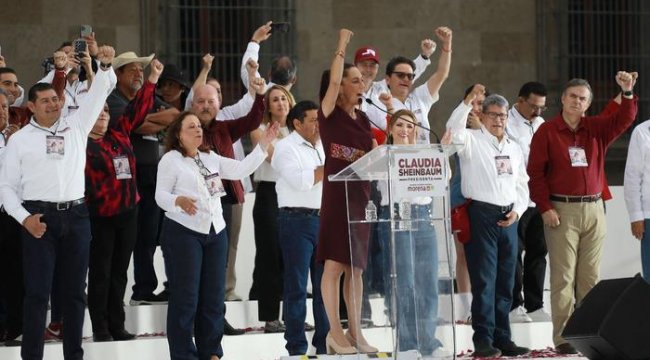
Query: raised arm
192 53 214 93
77 45 116 135
321 29 353 118
447 84 484 135
240 22 272 89
412 38 435 82
426 27 452 98
118 59 164 134
220 122 279 179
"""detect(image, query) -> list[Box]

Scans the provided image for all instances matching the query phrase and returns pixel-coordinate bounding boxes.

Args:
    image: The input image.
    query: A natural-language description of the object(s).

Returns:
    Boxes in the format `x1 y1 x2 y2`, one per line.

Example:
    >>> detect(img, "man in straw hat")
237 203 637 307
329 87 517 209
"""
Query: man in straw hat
108 51 179 306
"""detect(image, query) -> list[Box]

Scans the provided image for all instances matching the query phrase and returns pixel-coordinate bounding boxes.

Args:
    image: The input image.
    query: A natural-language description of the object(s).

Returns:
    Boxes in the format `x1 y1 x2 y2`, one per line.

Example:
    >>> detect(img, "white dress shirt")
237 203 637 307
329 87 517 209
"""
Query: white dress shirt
272 131 324 209
506 105 544 207
0 68 116 224
505 106 544 167
446 102 529 217
155 145 267 234
365 83 439 144
240 41 277 93
624 120 650 222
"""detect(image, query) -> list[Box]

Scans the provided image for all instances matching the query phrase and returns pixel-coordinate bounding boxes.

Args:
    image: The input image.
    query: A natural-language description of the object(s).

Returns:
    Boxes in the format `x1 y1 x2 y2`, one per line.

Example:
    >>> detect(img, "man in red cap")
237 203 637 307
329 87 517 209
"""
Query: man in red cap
354 41 434 112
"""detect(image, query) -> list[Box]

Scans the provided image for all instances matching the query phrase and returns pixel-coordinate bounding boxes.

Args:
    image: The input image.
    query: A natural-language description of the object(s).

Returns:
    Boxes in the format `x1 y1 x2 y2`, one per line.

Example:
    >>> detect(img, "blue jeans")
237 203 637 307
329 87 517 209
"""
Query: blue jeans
642 220 650 280
464 201 518 348
277 208 329 355
21 202 91 360
378 204 441 355
160 218 227 360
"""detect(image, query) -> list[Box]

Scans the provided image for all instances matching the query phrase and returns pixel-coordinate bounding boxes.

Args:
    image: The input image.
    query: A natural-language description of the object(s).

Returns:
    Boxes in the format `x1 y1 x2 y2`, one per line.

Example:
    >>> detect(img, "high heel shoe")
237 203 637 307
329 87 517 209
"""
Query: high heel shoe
345 331 378 353
326 333 357 355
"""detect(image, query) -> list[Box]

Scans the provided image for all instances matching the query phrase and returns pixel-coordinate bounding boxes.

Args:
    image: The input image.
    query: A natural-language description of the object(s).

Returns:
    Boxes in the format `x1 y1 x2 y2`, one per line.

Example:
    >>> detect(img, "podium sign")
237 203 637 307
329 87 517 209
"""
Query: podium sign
391 149 448 199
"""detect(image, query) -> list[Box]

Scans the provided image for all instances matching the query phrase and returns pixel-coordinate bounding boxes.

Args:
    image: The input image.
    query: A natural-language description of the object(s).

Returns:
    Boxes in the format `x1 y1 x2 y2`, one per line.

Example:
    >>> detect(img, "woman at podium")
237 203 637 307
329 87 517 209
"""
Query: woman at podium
316 28 378 354
376 108 445 357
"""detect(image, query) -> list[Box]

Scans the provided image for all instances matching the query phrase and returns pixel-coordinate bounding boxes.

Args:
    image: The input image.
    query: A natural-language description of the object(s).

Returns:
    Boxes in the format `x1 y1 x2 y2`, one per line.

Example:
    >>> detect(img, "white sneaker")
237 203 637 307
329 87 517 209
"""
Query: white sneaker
527 307 552 322
509 306 533 323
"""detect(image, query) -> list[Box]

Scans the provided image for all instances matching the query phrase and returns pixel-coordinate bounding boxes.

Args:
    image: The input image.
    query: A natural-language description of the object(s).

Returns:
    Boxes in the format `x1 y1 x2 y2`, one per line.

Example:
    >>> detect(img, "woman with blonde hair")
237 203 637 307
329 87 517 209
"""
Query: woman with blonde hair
248 84 295 332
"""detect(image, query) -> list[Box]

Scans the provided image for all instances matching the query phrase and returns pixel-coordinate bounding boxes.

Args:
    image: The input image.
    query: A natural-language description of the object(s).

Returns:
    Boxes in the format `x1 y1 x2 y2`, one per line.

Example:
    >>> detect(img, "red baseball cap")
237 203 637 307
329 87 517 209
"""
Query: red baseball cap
354 46 380 64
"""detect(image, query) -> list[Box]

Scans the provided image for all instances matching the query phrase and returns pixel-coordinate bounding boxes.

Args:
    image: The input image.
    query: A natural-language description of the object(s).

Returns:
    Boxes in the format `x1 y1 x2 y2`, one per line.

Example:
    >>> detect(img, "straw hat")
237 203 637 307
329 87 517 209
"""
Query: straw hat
112 51 155 70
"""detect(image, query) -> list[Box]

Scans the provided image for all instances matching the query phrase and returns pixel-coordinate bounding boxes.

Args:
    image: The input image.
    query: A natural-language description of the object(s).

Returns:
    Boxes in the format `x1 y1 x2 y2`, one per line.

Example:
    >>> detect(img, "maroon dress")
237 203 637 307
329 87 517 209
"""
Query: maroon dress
316 105 373 269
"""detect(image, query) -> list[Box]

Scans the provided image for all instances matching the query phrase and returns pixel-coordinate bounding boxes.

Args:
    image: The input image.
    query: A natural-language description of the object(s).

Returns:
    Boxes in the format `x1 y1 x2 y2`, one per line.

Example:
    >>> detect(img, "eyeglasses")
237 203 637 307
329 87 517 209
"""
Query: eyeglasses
391 71 415 81
484 112 508 121
526 101 547 113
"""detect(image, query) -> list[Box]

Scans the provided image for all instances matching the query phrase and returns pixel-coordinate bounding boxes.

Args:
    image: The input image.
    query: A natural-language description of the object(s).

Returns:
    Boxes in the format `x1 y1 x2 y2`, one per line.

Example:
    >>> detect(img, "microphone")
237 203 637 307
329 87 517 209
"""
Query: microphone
364 97 441 144
358 97 389 138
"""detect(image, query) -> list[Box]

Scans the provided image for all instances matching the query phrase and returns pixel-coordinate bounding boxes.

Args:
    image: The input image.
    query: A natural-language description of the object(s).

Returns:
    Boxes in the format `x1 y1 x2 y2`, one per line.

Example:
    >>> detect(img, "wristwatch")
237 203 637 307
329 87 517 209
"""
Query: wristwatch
623 90 633 97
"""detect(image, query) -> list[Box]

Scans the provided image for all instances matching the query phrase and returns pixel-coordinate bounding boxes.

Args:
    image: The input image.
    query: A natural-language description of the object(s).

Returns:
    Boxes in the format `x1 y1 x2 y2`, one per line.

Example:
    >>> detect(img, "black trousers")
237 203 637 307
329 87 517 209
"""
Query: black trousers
88 207 138 333
512 207 547 312
249 181 283 321
0 210 23 339
132 163 163 299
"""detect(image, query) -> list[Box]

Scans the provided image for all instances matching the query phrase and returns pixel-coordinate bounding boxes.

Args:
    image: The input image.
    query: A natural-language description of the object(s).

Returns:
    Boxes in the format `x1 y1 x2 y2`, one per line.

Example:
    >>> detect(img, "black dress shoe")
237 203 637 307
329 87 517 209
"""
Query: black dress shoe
224 320 245 335
110 329 136 341
93 332 113 342
556 342 578 354
497 341 531 356
472 342 501 358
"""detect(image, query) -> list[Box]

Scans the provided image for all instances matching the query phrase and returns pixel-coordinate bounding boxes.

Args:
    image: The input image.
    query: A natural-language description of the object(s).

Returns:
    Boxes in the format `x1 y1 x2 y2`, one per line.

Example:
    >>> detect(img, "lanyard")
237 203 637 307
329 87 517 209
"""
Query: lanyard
302 142 323 165
193 153 212 177
29 119 61 136
480 127 506 154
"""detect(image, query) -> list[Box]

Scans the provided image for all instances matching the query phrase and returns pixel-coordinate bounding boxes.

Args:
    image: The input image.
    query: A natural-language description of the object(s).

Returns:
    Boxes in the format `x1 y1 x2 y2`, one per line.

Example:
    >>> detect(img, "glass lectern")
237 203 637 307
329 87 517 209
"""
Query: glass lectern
329 144 462 359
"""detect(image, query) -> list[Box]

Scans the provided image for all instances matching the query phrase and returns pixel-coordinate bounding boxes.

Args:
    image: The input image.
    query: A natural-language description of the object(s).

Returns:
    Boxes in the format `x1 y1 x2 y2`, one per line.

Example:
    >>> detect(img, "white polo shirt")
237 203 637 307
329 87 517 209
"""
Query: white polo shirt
0 68 116 224
446 102 529 217
271 131 324 209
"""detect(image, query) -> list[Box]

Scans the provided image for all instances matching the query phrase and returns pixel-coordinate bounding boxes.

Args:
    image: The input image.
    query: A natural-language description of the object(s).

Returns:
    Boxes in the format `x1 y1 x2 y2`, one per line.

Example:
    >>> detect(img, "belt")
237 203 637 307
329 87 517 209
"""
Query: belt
471 200 514 213
550 193 601 203
280 207 320 216
23 198 85 211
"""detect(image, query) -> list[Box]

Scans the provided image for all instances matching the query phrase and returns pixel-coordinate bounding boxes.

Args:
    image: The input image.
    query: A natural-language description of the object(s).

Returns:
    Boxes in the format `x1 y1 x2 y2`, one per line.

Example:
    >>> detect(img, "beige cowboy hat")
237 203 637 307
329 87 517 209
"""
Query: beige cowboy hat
113 51 155 70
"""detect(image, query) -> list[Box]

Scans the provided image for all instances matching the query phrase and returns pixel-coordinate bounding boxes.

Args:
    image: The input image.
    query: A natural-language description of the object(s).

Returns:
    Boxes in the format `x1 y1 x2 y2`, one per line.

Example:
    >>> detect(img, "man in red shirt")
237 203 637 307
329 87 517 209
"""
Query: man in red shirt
527 71 638 355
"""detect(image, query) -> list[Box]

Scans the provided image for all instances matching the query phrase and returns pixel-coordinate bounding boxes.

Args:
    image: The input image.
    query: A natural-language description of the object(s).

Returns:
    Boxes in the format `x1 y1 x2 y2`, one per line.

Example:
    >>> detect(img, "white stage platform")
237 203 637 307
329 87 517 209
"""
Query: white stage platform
0 297 588 360
2 187 641 359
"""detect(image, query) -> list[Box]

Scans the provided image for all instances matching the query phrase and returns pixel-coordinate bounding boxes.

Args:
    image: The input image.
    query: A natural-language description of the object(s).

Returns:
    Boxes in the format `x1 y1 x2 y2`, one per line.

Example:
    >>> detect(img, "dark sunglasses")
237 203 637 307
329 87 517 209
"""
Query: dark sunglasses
391 71 415 81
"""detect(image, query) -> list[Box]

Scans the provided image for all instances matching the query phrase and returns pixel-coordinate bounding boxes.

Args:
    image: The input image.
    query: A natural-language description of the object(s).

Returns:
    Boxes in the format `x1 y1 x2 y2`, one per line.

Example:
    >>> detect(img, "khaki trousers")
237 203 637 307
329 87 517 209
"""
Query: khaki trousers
544 200 605 346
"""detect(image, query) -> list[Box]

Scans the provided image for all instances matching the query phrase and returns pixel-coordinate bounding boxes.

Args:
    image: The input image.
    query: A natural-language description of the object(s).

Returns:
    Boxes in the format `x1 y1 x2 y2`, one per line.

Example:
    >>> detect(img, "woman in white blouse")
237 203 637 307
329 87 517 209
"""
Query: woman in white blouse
156 111 278 360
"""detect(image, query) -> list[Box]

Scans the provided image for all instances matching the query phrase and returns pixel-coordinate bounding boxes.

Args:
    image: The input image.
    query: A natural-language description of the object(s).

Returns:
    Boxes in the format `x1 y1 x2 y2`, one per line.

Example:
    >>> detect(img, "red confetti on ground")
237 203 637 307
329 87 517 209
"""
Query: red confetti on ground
460 347 583 359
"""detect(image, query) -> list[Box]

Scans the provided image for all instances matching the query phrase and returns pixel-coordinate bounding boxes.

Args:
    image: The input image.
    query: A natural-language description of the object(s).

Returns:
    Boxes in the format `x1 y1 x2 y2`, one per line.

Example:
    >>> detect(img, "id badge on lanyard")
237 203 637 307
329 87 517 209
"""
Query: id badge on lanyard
494 155 513 177
204 173 226 197
113 155 133 180
569 146 588 167
46 135 65 160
